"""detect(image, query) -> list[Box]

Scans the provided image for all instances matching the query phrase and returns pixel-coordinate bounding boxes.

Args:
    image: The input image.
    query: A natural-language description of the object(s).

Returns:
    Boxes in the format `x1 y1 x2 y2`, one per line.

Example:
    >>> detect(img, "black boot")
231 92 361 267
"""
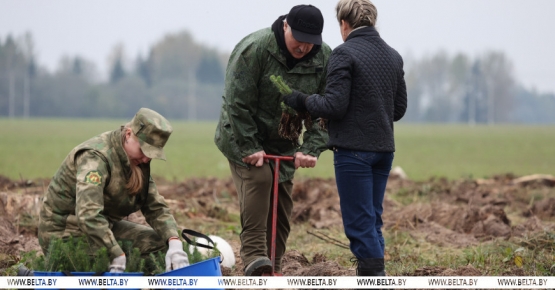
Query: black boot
356 258 386 276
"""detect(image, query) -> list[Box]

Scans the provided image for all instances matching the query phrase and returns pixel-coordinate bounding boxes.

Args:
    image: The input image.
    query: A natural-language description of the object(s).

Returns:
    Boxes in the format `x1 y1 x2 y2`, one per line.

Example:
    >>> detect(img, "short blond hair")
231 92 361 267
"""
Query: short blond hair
335 0 377 28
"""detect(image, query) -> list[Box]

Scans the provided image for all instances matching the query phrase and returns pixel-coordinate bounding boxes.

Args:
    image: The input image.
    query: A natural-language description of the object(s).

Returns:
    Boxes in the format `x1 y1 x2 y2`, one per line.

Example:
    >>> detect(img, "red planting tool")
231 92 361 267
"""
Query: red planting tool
263 154 294 276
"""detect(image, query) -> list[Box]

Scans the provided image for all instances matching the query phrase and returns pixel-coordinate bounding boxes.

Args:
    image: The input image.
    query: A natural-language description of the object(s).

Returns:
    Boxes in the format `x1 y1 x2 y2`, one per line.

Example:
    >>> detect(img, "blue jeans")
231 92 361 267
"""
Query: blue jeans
333 147 393 259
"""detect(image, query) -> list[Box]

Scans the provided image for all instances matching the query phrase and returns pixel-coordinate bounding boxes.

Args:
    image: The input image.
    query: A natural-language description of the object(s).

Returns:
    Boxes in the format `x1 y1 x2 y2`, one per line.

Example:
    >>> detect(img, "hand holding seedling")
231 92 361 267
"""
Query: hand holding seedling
270 75 308 112
269 75 315 142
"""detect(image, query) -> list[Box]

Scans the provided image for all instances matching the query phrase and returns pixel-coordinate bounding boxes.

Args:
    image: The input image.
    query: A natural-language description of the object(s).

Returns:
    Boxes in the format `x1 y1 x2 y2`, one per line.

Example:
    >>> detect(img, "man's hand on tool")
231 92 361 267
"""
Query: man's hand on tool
242 150 268 167
294 152 317 169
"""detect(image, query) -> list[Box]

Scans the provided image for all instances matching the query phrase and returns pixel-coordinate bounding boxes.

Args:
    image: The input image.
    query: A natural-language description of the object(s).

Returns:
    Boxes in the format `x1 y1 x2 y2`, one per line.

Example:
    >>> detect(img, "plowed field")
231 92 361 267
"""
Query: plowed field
1 173 554 277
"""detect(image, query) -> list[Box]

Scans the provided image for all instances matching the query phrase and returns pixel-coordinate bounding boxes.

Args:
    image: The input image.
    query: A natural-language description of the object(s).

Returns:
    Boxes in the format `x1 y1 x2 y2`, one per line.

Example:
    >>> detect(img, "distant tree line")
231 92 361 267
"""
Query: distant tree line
403 51 555 124
1 32 554 123
0 31 226 120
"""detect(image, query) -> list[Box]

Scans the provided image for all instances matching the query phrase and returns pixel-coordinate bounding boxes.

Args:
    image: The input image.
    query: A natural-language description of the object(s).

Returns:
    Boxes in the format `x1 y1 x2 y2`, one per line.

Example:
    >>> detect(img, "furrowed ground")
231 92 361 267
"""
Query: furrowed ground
1 173 554 277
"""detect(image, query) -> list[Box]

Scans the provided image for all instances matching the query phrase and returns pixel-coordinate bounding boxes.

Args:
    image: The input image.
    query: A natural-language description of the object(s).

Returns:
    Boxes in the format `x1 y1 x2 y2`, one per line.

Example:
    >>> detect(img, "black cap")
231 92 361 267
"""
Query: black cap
286 4 323 45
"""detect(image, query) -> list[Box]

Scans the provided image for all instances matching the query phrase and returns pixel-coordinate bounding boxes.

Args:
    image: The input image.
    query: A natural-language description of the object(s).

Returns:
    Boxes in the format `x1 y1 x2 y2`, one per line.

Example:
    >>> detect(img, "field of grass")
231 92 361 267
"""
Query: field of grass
1 118 554 181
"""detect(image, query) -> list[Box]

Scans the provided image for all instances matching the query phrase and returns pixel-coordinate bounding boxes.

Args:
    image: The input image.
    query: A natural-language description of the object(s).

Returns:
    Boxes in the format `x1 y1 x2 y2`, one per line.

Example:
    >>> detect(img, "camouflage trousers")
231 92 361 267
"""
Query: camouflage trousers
228 160 293 273
38 214 168 260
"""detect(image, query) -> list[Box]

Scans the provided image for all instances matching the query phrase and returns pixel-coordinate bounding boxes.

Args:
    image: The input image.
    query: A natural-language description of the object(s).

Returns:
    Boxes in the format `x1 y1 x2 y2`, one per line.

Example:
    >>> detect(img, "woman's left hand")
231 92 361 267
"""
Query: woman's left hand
165 238 190 271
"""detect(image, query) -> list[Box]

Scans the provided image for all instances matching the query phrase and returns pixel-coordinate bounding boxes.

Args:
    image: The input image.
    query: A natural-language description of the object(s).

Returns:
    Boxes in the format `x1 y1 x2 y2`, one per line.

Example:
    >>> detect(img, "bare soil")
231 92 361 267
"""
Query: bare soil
1 172 554 277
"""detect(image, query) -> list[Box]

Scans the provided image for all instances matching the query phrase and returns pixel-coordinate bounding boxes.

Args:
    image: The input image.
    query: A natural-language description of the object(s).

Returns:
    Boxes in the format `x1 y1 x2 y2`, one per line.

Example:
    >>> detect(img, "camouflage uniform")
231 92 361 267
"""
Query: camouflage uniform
214 27 331 272
38 108 179 261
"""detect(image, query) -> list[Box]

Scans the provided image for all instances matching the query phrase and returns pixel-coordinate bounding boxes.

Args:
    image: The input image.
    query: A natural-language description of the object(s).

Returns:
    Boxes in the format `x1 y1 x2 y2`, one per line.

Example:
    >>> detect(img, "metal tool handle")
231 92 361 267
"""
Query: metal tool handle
263 154 294 276
263 154 295 162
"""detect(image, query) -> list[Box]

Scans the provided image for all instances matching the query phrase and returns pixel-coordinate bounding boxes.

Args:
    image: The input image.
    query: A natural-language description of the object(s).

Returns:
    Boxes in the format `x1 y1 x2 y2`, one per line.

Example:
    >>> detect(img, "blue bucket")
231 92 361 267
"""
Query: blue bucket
156 257 223 290
33 271 92 276
33 271 142 290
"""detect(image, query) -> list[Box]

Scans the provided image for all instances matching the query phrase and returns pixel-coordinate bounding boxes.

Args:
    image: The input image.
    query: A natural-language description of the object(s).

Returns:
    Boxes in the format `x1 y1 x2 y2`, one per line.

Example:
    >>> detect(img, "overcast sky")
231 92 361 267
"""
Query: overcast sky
1 0 553 93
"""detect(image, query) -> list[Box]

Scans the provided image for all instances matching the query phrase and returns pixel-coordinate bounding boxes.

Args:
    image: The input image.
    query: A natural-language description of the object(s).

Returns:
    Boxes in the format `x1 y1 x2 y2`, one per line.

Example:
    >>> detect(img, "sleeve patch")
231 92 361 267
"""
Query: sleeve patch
85 171 103 186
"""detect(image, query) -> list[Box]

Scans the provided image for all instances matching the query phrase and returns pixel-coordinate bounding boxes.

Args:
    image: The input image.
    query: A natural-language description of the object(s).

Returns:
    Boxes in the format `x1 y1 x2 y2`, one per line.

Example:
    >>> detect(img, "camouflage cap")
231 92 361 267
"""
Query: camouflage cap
130 108 173 160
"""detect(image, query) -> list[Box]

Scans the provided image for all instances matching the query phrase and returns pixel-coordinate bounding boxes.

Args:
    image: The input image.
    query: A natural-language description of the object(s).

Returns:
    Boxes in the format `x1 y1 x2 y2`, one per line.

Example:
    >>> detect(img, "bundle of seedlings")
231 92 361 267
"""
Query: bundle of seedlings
270 75 325 144
16 236 221 275
19 236 113 273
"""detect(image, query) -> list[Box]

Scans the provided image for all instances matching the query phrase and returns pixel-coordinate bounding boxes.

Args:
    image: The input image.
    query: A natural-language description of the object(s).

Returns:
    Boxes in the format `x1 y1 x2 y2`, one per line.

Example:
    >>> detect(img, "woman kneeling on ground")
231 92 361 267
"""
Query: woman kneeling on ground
38 108 189 273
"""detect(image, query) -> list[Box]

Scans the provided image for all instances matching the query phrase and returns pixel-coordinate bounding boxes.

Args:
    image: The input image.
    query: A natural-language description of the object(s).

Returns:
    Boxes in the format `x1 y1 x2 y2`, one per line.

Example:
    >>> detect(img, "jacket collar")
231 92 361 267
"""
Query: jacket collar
345 26 379 42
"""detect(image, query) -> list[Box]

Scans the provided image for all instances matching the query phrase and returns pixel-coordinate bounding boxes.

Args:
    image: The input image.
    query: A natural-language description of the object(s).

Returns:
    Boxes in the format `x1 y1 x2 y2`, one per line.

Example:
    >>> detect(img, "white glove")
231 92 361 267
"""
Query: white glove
109 254 126 273
165 238 190 271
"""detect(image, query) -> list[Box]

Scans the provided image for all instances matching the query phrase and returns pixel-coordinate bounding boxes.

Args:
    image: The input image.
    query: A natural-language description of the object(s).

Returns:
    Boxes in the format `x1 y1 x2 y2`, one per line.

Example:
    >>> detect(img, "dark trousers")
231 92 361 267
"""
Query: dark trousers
228 160 293 272
333 147 393 259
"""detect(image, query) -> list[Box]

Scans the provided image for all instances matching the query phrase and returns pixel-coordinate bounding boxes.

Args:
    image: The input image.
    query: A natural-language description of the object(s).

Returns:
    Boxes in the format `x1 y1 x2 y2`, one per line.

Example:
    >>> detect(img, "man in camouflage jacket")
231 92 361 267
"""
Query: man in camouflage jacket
38 108 189 273
214 4 331 276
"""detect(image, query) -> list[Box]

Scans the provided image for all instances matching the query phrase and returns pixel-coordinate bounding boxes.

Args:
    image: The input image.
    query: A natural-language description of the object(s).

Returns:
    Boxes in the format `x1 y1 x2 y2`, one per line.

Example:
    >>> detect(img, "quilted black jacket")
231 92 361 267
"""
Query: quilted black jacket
305 26 407 152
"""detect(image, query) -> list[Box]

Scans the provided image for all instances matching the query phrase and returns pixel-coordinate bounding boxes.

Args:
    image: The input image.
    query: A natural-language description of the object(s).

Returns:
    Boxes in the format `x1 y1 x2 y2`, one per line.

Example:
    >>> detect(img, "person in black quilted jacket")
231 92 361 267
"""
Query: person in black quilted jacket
274 0 407 276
